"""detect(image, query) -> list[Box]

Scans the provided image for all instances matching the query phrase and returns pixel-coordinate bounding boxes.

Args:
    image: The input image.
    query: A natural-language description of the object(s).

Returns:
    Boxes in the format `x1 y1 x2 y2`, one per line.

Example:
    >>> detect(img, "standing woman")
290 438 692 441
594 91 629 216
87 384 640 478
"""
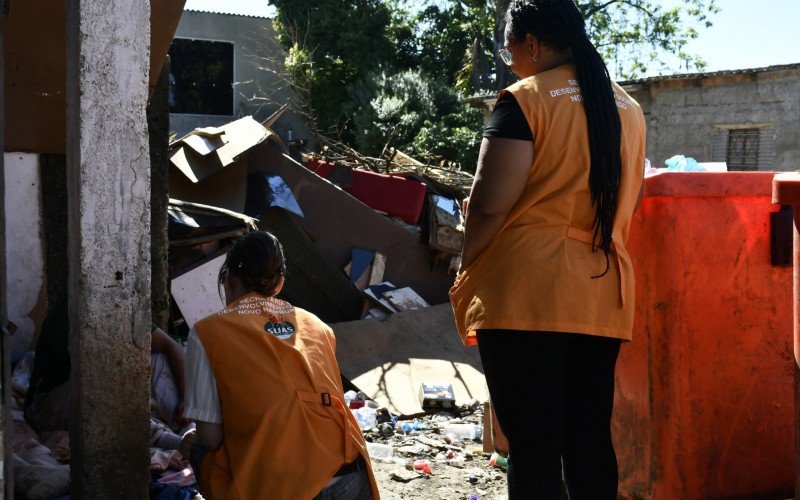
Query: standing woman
184 231 379 499
450 0 646 498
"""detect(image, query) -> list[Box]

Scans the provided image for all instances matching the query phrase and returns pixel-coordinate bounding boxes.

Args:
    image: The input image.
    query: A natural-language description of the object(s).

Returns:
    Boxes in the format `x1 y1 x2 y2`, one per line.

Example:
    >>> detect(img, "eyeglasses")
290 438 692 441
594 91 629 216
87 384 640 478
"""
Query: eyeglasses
499 48 513 65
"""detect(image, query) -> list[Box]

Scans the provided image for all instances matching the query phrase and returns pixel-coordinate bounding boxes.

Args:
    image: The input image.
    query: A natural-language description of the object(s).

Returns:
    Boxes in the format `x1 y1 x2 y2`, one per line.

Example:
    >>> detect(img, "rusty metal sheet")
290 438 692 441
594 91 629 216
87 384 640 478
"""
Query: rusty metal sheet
1 0 185 153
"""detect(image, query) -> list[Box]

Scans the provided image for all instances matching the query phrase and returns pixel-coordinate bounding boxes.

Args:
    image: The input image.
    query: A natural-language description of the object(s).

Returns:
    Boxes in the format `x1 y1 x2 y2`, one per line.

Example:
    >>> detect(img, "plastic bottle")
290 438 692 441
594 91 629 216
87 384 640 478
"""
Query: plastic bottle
446 455 465 468
489 452 508 470
444 423 483 440
366 441 394 461
396 420 423 434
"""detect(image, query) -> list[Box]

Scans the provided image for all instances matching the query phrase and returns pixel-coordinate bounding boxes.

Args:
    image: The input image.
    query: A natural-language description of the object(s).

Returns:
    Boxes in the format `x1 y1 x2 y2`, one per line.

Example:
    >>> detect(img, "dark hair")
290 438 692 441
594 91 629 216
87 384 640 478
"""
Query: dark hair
506 0 622 277
218 230 287 296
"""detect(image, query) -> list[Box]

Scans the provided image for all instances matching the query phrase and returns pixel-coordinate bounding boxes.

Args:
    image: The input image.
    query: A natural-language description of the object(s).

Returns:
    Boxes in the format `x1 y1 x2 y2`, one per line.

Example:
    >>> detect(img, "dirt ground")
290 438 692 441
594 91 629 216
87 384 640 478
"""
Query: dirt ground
360 403 508 500
372 459 507 500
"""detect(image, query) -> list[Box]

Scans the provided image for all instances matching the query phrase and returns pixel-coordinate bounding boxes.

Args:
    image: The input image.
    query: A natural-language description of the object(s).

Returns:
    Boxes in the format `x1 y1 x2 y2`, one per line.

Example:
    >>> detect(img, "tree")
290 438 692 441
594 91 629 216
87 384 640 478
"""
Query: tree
492 0 720 83
581 0 719 78
271 0 395 137
416 1 496 85
347 69 483 169
266 0 719 168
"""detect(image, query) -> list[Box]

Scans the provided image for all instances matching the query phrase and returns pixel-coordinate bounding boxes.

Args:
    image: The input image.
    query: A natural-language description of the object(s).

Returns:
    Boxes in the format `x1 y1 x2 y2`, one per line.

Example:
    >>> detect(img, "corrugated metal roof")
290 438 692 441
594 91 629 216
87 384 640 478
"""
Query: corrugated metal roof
619 62 800 86
184 1 276 19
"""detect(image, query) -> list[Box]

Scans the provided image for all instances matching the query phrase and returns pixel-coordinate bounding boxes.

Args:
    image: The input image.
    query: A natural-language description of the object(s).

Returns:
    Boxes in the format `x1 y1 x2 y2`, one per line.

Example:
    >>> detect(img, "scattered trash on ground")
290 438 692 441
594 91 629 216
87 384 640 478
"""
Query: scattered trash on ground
347 395 507 499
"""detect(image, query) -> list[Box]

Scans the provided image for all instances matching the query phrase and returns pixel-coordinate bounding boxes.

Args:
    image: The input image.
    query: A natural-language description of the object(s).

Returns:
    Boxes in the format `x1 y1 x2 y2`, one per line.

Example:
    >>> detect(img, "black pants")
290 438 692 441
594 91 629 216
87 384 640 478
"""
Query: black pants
477 330 621 500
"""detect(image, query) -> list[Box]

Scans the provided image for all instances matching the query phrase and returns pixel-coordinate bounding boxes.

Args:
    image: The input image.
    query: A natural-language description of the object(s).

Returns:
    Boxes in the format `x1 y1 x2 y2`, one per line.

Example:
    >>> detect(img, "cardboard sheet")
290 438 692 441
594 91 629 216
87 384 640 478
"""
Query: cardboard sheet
333 304 488 415
171 254 226 329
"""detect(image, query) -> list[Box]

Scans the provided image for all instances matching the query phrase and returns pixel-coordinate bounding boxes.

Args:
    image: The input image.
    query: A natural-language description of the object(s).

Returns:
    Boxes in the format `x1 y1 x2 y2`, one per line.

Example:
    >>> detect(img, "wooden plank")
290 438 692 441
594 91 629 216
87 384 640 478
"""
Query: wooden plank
368 252 386 285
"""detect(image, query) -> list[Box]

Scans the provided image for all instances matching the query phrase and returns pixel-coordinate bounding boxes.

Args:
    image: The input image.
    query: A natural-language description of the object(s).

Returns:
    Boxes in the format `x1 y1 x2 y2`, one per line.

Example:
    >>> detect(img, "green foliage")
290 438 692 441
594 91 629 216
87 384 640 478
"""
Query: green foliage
348 70 433 155
411 108 484 171
416 1 498 93
271 0 395 135
348 69 483 169
385 0 421 70
269 0 720 168
576 0 720 79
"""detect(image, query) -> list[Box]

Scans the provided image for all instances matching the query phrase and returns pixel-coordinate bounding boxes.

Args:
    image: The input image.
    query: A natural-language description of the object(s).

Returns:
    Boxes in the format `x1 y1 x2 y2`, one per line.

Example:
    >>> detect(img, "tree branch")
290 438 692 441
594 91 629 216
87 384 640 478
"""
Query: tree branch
583 0 658 22
582 0 621 18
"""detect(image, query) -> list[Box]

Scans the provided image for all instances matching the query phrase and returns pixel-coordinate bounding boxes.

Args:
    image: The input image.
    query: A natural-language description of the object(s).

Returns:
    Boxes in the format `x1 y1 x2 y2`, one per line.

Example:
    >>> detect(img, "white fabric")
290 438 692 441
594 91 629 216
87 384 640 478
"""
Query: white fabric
184 328 223 424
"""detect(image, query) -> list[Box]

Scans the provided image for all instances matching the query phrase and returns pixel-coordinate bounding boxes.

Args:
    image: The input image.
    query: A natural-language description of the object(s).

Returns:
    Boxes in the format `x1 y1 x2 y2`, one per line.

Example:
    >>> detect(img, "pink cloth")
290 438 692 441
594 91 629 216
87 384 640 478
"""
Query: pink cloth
158 467 196 488
149 448 184 473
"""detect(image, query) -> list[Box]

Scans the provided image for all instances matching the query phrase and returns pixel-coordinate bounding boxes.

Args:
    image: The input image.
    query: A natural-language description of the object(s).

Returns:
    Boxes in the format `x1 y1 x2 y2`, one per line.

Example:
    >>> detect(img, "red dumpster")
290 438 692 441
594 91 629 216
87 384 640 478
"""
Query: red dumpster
616 172 794 498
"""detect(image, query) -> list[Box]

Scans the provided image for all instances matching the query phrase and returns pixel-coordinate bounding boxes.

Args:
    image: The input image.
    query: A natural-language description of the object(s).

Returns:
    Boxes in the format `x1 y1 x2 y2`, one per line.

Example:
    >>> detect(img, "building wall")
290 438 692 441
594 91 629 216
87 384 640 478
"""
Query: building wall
626 67 800 171
3 153 46 362
170 11 314 148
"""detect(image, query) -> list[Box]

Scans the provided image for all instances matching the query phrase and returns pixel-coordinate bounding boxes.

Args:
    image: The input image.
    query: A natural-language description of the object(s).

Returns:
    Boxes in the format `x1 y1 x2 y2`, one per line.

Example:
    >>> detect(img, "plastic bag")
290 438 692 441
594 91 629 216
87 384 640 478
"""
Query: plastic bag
12 351 36 395
665 155 705 172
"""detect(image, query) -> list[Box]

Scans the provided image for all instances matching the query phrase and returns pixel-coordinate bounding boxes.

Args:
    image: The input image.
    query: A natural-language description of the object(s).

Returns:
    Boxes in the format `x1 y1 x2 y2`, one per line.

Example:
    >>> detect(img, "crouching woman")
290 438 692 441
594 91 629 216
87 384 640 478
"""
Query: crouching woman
184 230 379 499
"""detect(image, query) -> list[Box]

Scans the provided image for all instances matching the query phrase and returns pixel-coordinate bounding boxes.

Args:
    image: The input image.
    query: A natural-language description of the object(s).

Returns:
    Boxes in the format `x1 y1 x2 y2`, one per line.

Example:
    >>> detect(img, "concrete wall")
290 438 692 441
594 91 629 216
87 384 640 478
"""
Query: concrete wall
3 153 46 362
170 11 313 148
626 67 800 171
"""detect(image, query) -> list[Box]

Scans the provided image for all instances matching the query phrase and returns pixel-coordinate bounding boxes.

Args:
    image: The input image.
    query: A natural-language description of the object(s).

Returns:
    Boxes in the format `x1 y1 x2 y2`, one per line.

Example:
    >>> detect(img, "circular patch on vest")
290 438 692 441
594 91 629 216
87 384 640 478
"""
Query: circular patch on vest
264 321 296 339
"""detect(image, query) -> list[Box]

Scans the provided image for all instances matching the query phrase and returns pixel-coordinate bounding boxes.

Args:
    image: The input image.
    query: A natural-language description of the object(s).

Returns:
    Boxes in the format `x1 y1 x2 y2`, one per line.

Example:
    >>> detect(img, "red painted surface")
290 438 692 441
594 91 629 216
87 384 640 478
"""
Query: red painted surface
616 172 794 498
772 171 800 496
306 159 427 225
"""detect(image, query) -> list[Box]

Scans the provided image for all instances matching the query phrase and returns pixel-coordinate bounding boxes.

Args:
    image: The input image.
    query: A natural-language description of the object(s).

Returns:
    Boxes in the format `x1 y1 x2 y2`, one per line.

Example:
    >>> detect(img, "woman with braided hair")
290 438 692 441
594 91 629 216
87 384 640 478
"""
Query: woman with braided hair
450 0 646 497
184 230 378 499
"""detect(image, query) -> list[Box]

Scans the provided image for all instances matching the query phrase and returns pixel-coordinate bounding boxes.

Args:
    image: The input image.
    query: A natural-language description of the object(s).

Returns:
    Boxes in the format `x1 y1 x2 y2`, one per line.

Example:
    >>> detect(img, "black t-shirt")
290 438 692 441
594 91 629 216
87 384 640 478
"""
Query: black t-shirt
483 92 533 142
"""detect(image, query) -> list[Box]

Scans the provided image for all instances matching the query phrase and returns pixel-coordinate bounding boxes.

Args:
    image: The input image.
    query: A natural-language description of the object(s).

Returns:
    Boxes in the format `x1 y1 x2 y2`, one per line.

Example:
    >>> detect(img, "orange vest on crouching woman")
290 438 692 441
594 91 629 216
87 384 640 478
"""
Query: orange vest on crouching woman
194 293 379 499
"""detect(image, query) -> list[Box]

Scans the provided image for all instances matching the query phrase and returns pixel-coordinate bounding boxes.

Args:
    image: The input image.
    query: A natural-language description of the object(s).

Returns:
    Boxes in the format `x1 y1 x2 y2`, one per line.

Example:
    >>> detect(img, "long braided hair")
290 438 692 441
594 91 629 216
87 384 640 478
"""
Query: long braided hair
505 0 622 277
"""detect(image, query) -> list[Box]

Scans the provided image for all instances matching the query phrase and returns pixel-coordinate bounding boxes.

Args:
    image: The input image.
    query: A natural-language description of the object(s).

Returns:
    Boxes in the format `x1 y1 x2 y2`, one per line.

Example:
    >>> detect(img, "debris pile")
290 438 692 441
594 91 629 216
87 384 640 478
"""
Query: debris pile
343 391 508 499
9 341 201 499
166 115 467 332
11 114 499 499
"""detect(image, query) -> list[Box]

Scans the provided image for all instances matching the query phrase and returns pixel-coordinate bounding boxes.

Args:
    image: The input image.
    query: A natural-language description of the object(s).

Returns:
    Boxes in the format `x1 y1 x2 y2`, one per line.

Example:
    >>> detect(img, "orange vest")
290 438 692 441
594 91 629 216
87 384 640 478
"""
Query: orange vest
194 293 379 499
450 64 646 345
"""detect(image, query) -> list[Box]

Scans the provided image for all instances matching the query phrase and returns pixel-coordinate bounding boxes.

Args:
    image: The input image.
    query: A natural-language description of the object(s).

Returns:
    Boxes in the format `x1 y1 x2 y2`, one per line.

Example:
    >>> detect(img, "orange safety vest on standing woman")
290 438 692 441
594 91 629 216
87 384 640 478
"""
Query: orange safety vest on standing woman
450 64 646 345
194 293 379 499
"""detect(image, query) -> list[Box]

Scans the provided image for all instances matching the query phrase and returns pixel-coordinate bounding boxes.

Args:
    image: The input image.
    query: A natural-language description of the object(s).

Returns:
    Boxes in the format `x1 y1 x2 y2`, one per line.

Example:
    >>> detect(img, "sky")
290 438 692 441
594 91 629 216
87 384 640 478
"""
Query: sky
654 0 800 76
183 0 800 77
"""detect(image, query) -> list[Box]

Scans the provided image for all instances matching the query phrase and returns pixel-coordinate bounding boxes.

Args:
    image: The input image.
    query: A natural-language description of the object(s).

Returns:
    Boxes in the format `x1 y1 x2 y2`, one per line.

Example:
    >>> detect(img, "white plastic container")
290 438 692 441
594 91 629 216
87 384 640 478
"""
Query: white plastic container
366 441 394 461
444 423 482 440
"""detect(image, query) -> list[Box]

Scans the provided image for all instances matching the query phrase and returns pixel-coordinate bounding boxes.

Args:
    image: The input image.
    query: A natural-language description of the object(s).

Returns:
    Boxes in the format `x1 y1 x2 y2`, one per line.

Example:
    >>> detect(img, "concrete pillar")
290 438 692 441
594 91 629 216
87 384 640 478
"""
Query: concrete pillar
148 60 170 329
66 1 152 497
